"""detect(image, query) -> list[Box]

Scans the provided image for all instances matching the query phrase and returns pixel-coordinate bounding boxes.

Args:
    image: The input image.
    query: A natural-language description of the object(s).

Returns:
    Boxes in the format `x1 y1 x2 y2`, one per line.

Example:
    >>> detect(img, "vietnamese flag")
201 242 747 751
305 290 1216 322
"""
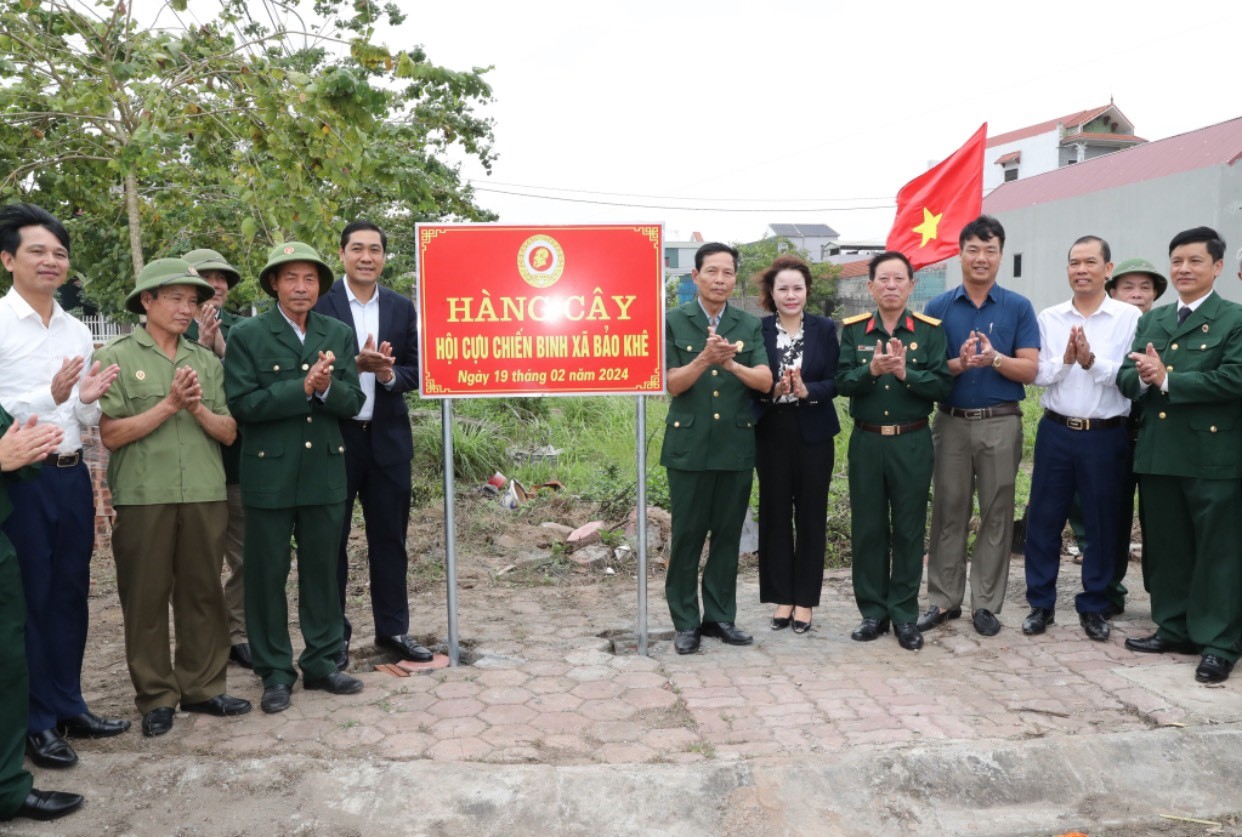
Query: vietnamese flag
885 123 986 271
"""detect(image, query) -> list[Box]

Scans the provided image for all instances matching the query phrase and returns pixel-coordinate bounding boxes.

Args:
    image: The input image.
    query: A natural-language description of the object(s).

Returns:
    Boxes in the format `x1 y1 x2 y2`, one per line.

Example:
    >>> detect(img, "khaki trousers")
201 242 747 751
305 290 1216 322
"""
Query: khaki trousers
113 502 230 712
926 412 1022 613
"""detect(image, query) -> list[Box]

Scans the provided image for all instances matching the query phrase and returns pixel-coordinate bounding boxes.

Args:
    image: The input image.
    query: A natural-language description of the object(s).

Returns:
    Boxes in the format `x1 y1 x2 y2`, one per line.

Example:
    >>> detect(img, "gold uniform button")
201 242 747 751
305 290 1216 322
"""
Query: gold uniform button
673 421 680 428
302 363 310 371
711 370 718 376
1211 426 1218 433
305 441 313 449
338 445 345 452
1159 412 1167 419
884 410 889 416
306 416 313 423
686 345 693 351
273 364 280 372
713 413 720 420
713 390 719 397
1172 343 1179 350
1201 344 1208 350
884 385 890 390
257 451 266 458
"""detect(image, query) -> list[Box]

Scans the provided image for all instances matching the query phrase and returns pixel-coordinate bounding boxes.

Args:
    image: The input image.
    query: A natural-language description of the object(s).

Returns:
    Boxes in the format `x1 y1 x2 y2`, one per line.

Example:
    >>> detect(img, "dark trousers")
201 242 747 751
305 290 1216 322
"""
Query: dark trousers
0 542 33 819
244 503 347 686
1024 419 1127 614
112 502 230 712
1140 474 1242 661
755 407 831 607
336 421 412 643
665 468 753 631
1 462 92 733
1066 434 1142 608
847 426 934 624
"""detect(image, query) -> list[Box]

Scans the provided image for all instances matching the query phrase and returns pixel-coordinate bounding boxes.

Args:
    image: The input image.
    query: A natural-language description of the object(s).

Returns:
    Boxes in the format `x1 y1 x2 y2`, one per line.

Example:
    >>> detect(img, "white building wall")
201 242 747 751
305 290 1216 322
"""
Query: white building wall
983 129 1064 192
946 166 1242 314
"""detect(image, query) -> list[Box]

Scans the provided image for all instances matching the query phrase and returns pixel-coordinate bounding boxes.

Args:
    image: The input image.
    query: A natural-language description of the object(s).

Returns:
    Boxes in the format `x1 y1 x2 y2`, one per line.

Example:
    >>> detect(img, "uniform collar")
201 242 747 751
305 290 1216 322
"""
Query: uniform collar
865 309 915 335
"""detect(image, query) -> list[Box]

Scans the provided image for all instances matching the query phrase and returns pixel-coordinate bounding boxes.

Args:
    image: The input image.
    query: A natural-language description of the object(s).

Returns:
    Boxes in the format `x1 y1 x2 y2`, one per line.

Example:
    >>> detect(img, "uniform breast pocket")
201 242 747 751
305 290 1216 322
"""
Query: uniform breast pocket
256 355 300 385
663 413 696 462
126 380 168 408
241 439 284 494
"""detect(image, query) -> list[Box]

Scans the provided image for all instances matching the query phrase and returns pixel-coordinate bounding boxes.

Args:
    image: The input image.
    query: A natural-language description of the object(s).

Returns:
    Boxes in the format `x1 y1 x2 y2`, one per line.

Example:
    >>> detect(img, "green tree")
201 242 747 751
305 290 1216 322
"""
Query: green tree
733 235 840 316
0 0 496 314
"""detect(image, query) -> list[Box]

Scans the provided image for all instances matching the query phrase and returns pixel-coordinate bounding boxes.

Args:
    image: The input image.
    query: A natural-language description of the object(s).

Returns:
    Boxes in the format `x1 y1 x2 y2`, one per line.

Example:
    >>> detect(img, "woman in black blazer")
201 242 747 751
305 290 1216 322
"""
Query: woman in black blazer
752 255 841 634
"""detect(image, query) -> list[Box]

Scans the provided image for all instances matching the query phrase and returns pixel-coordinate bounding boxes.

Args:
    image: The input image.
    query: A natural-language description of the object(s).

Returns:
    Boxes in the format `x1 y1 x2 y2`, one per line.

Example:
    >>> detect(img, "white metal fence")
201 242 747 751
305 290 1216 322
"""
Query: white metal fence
80 313 133 346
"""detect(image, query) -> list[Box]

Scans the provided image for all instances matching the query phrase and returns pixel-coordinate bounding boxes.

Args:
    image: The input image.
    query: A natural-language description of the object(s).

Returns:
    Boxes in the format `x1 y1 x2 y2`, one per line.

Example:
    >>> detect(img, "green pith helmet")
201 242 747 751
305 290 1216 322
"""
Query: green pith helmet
257 241 334 298
182 248 242 289
1107 257 1168 300
125 259 215 315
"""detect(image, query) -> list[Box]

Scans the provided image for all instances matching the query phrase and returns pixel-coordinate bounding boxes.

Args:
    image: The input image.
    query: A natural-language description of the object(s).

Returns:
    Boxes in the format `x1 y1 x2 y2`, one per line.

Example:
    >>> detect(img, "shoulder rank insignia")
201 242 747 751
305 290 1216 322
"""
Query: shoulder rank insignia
913 312 942 327
842 312 870 326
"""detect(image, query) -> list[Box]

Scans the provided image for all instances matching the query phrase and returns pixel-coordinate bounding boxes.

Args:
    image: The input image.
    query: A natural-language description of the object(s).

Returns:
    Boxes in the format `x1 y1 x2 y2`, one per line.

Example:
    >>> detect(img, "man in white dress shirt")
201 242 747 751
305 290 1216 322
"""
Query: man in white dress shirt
0 204 124 769
1022 235 1141 642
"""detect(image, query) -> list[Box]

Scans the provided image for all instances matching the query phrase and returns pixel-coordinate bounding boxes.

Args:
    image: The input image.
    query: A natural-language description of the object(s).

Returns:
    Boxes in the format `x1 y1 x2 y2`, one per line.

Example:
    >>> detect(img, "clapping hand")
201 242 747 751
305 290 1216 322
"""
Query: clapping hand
304 350 335 396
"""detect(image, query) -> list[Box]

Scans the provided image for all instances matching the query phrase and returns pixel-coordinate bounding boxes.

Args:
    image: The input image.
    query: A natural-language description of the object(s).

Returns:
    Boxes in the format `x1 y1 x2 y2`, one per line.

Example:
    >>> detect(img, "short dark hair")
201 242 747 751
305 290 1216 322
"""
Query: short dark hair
0 202 71 259
1169 226 1225 262
958 215 1005 251
868 251 915 281
1068 235 1111 263
753 254 812 313
340 220 387 252
694 242 739 272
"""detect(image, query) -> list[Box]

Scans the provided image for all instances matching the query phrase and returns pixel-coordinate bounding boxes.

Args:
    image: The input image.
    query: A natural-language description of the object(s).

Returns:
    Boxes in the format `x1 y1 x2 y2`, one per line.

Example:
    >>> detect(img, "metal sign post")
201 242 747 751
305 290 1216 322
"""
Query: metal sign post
635 395 648 656
441 398 460 666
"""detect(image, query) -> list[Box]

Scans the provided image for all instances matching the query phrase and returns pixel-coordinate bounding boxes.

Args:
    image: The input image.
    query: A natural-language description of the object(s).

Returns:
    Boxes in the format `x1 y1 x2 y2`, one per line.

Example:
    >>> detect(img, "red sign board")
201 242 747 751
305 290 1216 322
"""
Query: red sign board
416 224 666 397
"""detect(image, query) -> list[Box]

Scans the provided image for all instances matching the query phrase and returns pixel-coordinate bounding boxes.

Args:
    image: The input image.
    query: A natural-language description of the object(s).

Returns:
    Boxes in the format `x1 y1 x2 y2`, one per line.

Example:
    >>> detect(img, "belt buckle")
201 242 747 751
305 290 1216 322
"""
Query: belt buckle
1067 417 1087 430
962 409 984 420
881 425 897 436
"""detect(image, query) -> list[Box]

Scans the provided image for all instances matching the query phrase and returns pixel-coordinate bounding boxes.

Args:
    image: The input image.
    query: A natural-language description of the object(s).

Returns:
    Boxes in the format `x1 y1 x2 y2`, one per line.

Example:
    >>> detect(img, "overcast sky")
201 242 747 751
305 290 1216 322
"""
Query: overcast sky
393 0 1240 246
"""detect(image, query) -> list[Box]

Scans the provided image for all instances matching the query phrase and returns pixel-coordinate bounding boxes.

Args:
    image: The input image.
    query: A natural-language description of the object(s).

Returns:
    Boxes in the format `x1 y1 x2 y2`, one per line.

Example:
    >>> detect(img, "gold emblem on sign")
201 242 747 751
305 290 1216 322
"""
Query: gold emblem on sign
135 370 146 381
517 235 565 288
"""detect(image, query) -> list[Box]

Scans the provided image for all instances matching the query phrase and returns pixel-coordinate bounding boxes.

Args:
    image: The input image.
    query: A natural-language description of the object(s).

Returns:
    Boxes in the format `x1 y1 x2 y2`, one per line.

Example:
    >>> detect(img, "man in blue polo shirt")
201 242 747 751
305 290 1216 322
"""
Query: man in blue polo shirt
919 215 1040 637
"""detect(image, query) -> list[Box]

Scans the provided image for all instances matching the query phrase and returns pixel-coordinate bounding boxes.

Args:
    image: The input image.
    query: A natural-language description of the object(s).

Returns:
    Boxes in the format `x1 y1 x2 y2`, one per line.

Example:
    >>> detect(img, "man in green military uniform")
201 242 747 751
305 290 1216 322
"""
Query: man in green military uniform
1117 226 1242 683
95 259 252 737
224 242 366 712
662 242 772 655
837 251 952 652
183 248 251 669
0 411 83 823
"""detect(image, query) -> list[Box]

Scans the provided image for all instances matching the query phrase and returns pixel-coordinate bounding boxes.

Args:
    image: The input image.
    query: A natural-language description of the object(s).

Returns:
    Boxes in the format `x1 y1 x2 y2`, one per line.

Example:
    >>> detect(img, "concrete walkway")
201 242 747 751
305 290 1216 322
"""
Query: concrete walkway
6 559 1241 836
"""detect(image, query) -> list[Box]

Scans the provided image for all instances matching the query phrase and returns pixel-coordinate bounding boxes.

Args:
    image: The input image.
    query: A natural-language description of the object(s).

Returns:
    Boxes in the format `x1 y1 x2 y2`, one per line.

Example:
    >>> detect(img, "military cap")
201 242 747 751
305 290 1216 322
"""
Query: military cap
257 241 334 298
125 258 215 315
182 248 242 289
1107 257 1167 300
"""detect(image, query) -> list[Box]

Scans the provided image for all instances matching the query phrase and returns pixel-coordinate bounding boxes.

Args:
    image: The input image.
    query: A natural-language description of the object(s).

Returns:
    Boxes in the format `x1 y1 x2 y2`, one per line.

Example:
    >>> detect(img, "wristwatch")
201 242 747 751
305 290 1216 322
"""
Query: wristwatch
992 353 1003 369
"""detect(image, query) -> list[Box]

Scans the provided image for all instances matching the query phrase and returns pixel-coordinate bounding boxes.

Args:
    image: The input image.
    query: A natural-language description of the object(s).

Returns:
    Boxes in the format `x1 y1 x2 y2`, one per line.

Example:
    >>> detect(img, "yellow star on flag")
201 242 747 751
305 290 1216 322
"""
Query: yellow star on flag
912 206 943 248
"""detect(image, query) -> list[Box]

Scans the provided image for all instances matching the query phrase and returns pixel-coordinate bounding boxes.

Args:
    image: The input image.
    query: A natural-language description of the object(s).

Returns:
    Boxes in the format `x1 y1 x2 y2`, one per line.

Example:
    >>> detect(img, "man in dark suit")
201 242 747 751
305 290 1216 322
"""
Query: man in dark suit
313 221 431 668
1116 226 1242 684
224 242 366 713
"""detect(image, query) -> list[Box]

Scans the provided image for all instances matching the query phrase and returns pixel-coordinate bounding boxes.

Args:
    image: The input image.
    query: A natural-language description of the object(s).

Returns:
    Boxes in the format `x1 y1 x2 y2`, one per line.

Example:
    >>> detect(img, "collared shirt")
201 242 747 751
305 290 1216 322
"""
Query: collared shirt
773 316 805 404
1034 295 1140 419
277 304 307 343
0 288 101 452
697 297 726 329
344 280 381 421
923 282 1040 408
94 327 228 505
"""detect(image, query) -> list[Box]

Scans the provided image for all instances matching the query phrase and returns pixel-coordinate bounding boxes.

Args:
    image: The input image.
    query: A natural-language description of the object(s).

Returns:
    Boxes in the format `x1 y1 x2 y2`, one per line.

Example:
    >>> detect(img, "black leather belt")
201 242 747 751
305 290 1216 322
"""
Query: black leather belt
855 419 928 436
1043 410 1127 431
939 403 1022 420
46 450 82 468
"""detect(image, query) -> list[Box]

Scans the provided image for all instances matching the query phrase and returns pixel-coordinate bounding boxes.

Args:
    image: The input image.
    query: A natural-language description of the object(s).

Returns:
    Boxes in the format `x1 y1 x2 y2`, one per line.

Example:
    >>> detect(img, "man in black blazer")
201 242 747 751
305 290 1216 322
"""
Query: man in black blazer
314 221 432 668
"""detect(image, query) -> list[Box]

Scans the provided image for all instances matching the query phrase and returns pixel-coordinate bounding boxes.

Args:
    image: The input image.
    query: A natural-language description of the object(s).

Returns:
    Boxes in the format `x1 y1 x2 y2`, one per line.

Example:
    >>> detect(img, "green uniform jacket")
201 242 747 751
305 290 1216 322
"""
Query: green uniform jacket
661 301 765 472
95 328 229 505
224 309 365 509
836 310 953 419
1116 293 1242 480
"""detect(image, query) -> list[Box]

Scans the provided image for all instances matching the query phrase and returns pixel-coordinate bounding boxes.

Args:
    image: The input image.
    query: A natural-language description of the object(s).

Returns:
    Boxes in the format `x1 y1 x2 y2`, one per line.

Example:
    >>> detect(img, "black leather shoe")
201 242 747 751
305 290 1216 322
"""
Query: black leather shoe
58 711 131 739
1124 633 1199 655
141 707 175 737
376 634 434 662
261 684 292 714
229 642 253 669
335 641 350 672
304 671 364 695
972 609 1001 636
15 789 84 821
850 617 891 642
916 605 962 632
895 623 924 651
1080 612 1110 642
1102 602 1125 619
1022 607 1055 635
181 694 253 717
771 616 792 631
673 629 701 655
699 621 753 645
1195 655 1234 683
791 619 813 635
25 730 77 769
